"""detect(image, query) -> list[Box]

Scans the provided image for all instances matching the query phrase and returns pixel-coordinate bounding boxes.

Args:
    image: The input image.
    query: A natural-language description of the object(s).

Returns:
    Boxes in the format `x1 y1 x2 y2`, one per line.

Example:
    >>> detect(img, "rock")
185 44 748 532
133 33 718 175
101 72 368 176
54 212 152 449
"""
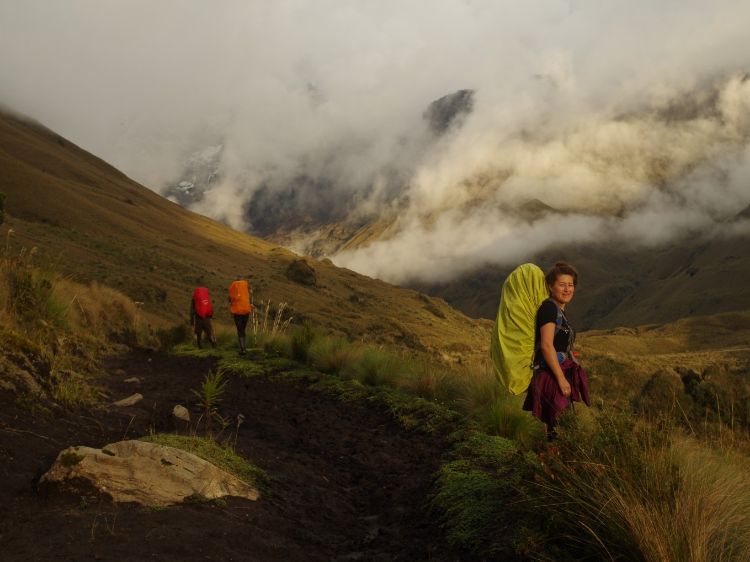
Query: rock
40 440 260 506
112 393 143 407
172 405 190 423
114 369 127 377
286 259 317 286
424 89 474 135
123 377 140 384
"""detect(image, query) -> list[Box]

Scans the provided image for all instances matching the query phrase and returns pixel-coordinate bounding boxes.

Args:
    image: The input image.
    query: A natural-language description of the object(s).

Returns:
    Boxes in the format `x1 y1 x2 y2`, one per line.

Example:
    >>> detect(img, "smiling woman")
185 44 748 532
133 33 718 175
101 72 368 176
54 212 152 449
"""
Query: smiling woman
523 262 590 440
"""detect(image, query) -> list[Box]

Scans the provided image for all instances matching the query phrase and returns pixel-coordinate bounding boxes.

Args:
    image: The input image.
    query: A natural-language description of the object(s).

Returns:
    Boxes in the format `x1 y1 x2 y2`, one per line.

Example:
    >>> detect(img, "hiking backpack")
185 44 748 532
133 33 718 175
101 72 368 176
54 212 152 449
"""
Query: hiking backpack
228 279 252 315
193 287 214 319
490 263 549 395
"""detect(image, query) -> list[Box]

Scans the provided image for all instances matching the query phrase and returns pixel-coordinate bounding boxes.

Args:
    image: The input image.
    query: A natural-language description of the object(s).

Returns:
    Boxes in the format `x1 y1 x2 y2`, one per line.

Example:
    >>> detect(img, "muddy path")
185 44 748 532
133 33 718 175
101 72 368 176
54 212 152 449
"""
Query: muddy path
0 349 471 561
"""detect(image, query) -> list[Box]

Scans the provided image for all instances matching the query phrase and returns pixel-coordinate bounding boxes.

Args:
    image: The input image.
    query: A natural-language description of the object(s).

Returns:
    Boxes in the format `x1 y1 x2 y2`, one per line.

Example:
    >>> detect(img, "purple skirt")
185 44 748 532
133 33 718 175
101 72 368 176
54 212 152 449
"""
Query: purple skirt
523 358 590 428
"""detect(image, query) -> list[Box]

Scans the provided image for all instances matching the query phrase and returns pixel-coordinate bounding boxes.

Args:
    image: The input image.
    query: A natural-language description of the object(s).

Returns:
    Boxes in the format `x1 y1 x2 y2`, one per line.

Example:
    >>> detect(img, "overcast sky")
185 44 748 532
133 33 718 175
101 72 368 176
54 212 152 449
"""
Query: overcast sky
2 1 750 283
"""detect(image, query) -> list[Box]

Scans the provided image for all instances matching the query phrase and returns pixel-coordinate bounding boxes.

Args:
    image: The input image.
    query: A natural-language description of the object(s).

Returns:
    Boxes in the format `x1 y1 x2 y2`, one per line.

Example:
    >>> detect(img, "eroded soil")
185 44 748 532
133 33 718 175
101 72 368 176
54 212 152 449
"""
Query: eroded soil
0 349 469 561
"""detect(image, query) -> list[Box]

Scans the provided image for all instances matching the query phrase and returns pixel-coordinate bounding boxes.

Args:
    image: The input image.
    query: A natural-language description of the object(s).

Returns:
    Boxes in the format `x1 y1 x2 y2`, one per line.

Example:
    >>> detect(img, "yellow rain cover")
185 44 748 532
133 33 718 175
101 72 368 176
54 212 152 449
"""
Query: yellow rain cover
490 263 549 395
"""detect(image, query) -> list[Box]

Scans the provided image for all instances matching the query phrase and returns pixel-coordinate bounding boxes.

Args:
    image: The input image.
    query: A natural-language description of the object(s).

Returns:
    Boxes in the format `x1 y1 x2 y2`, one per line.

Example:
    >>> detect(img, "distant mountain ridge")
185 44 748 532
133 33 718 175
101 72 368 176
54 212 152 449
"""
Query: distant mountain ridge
171 81 749 330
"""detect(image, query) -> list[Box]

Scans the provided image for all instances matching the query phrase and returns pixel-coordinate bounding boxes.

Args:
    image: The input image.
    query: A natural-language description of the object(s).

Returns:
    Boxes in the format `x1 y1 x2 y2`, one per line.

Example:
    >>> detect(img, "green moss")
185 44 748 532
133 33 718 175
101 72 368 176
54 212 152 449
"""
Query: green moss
431 432 539 558
60 450 84 467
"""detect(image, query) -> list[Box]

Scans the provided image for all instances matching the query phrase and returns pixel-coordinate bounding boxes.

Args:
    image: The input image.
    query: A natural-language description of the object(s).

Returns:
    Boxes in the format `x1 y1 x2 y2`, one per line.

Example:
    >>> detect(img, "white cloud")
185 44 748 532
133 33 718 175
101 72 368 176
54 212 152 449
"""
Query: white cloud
1 1 750 283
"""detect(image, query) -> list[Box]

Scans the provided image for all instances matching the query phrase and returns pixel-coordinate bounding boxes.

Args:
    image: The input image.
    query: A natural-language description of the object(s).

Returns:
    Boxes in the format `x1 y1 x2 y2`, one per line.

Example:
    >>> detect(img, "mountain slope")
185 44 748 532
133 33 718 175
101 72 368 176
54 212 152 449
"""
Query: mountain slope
416 233 750 330
0 110 489 362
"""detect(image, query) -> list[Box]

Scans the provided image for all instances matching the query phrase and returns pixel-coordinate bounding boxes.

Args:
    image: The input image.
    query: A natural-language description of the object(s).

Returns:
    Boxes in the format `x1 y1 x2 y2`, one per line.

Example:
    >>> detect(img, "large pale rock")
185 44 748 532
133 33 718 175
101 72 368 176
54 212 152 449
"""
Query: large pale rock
40 440 260 506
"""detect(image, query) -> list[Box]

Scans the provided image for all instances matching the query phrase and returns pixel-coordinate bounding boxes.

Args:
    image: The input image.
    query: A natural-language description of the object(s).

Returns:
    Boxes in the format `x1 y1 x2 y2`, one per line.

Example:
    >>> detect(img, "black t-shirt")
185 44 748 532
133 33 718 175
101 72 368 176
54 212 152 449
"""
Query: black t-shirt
533 299 574 365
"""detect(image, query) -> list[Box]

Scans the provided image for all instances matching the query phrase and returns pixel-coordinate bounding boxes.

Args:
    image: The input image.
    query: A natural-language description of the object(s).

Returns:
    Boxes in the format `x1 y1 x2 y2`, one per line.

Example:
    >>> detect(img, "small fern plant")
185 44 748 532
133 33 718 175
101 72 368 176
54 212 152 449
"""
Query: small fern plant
192 369 228 436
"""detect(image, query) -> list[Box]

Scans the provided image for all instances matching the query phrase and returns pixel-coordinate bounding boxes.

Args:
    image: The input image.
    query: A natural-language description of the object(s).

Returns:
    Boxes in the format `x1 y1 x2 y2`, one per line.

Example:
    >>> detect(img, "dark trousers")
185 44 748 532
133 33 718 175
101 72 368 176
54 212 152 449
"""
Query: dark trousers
233 314 249 337
194 316 215 346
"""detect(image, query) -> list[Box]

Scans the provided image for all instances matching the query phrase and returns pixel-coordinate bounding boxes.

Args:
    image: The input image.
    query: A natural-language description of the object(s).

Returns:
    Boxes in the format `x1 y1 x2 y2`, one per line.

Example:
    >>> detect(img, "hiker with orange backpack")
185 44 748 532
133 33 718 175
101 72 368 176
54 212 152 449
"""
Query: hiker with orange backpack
190 287 216 348
228 277 253 355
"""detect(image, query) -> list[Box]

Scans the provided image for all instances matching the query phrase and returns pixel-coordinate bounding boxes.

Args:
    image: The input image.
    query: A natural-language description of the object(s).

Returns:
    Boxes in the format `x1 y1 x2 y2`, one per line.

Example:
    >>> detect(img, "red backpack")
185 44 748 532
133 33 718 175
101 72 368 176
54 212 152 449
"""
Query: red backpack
192 287 214 318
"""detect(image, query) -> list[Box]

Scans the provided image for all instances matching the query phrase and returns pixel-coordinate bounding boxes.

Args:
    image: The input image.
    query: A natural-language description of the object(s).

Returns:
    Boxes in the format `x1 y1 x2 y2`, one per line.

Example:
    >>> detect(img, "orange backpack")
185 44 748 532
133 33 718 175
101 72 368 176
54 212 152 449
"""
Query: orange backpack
228 280 252 315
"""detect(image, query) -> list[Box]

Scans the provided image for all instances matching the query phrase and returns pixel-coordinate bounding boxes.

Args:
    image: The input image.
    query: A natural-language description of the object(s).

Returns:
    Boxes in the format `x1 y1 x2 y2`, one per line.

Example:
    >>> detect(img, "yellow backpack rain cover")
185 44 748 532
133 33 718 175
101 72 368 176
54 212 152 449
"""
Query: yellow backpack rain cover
490 263 549 395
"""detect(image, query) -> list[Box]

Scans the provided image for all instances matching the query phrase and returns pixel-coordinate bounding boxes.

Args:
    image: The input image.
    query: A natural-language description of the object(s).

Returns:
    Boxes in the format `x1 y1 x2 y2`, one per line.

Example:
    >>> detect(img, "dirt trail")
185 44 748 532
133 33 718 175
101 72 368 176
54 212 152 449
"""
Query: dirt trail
0 350 470 561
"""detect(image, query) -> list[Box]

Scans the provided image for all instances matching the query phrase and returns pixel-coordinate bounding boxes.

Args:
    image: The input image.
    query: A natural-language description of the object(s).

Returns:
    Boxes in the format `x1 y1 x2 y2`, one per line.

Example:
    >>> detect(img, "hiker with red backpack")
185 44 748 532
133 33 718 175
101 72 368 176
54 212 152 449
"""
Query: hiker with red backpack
190 287 216 349
228 277 253 355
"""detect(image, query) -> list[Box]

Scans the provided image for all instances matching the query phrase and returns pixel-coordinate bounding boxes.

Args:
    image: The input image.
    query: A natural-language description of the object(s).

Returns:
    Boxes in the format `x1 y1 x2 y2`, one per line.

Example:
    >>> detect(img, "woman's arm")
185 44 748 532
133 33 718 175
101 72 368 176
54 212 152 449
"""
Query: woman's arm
539 322 571 397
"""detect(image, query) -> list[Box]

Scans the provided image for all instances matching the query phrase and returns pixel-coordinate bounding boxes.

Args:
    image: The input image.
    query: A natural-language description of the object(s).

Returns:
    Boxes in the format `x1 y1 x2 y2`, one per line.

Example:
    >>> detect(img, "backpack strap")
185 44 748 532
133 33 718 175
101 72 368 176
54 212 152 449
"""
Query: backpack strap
533 299 569 369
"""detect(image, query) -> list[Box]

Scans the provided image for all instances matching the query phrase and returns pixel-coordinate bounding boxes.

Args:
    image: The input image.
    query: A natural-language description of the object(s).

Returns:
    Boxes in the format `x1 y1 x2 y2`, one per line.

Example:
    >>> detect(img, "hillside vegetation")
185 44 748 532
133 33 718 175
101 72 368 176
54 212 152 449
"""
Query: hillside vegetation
3 108 750 560
0 109 489 364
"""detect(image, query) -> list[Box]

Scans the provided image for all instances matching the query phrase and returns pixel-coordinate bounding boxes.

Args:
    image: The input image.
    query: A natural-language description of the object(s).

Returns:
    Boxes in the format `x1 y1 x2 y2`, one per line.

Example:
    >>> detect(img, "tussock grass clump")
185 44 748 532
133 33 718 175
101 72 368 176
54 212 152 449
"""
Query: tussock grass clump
535 410 750 561
3 245 67 330
251 300 293 338
290 321 324 363
352 347 406 387
58 279 140 345
477 394 545 450
261 333 292 357
307 336 361 375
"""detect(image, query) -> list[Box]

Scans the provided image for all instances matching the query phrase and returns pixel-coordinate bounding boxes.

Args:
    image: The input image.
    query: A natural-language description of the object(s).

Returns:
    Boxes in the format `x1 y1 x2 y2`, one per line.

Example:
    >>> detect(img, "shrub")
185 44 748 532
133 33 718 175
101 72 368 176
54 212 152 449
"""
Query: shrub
432 432 539 558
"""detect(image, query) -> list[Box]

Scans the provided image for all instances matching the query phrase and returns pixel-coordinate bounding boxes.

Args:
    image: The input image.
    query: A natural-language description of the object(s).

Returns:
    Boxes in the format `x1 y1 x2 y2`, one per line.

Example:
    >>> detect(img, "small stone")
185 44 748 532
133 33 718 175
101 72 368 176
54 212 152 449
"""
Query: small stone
114 369 127 377
172 405 190 422
123 377 140 384
113 393 143 407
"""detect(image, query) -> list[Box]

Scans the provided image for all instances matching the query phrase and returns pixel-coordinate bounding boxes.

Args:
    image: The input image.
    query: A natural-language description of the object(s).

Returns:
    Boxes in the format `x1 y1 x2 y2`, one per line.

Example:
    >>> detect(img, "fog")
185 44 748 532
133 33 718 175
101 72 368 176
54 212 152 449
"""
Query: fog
1 1 749 283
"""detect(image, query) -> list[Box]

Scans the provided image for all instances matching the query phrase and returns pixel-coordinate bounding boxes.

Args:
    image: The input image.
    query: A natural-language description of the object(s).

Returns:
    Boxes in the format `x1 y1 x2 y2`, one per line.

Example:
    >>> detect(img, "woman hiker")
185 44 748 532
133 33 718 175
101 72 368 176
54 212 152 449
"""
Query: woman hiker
523 262 590 440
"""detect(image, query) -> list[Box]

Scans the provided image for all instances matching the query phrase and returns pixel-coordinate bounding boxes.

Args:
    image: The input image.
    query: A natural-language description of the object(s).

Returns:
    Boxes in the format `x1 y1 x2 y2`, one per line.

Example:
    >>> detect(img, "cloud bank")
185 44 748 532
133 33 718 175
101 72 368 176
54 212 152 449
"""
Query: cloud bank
1 1 749 283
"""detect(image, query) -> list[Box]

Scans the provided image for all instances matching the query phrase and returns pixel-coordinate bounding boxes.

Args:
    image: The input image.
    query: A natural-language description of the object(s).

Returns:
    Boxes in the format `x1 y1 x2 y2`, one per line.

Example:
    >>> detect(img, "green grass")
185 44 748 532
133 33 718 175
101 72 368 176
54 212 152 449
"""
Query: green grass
175 321 750 561
140 433 268 490
476 393 545 450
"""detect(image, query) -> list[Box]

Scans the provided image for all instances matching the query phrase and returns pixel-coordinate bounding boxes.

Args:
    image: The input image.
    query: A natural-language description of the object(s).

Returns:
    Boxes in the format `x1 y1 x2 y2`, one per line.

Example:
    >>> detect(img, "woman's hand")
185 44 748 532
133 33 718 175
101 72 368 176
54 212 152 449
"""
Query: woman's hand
557 377 571 397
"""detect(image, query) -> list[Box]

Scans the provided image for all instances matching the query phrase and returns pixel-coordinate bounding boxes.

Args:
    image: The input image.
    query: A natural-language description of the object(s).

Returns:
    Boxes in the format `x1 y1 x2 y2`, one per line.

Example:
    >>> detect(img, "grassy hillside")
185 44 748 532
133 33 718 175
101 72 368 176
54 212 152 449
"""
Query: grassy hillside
0 110 489 363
